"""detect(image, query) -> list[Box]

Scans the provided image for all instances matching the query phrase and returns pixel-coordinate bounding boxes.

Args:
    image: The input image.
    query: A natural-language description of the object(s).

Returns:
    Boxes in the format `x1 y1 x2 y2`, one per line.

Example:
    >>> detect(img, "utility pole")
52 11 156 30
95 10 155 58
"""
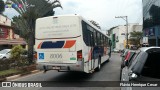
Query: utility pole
115 16 129 49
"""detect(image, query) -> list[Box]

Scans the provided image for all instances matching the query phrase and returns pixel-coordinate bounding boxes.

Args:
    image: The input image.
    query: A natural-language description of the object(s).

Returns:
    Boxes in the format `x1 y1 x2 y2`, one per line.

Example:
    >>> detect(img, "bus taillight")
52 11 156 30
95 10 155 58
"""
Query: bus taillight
77 50 82 60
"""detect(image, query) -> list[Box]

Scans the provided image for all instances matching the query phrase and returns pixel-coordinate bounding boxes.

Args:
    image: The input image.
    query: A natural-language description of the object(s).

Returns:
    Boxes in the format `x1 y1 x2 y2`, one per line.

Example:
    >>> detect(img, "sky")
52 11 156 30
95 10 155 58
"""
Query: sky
3 0 143 33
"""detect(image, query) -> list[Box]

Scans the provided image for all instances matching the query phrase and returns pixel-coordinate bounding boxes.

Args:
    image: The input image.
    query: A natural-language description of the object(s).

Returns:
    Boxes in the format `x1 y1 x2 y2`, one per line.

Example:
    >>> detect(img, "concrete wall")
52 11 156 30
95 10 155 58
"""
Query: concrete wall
0 15 11 26
110 24 142 51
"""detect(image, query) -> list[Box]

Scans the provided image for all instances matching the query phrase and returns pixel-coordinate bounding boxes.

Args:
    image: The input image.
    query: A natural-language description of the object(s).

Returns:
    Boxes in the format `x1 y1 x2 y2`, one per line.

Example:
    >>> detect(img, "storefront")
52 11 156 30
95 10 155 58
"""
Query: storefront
143 0 160 46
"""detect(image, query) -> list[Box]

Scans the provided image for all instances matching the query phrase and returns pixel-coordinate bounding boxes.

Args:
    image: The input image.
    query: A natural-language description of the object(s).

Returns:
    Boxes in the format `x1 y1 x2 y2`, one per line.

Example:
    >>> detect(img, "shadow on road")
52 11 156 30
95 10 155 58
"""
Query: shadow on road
51 71 93 81
47 60 110 82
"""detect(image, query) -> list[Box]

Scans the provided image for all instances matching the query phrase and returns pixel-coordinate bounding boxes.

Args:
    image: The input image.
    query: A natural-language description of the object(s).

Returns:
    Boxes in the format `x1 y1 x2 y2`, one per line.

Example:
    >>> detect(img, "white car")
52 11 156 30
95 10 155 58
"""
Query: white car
113 49 119 53
0 49 11 59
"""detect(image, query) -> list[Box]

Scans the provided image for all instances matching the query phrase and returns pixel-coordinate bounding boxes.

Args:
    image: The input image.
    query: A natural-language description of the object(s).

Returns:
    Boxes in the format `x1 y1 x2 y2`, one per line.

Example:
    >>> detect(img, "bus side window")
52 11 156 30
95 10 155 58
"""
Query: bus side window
106 37 109 46
94 31 97 46
101 34 104 46
104 37 106 47
89 31 94 46
97 32 100 46
100 34 102 46
103 36 105 46
82 21 91 46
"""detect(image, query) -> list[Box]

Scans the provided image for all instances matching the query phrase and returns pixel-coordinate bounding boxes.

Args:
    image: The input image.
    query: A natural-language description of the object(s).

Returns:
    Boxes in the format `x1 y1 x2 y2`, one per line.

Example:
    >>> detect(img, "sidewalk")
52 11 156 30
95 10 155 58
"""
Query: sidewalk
0 70 40 82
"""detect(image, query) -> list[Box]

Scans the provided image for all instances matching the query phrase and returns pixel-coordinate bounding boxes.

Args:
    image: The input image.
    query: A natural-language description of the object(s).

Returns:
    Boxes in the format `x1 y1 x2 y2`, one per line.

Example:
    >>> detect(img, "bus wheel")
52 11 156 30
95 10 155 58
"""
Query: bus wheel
96 57 101 71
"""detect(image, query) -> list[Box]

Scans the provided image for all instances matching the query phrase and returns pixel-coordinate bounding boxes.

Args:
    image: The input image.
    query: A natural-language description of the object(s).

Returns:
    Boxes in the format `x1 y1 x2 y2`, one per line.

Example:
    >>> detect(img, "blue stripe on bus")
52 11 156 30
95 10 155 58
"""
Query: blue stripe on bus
41 41 65 49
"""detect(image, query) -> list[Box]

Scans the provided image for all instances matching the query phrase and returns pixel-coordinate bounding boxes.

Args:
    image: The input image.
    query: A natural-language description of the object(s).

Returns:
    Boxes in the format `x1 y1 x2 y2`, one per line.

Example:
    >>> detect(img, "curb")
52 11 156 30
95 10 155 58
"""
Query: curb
0 70 40 82
6 74 21 81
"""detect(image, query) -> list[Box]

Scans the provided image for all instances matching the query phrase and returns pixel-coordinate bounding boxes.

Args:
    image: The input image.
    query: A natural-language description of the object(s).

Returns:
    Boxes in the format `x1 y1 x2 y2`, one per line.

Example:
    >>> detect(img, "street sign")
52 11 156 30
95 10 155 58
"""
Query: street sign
143 37 148 44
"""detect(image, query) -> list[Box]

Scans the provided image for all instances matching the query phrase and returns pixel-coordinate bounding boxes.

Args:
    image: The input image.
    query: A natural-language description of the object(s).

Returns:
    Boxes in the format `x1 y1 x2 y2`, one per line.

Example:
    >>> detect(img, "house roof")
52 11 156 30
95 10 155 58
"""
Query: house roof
0 39 27 45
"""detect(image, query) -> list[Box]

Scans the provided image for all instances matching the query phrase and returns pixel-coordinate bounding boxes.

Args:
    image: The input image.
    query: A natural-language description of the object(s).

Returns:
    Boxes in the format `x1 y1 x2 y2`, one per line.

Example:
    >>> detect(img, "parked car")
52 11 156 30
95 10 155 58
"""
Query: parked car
121 47 160 90
21 50 37 59
121 50 136 69
113 48 119 53
130 45 138 50
0 49 11 59
120 49 136 79
120 49 129 59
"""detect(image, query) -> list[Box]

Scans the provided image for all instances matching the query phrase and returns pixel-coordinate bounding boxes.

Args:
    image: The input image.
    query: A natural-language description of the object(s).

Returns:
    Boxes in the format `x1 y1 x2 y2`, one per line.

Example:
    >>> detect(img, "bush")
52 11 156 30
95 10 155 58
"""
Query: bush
0 59 15 71
10 45 30 67
0 45 36 71
18 64 36 72
11 45 24 59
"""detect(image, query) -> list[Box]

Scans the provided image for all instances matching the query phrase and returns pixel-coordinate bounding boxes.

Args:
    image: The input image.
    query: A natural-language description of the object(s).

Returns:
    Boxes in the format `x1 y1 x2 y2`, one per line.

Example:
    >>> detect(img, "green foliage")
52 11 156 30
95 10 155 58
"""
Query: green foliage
11 0 62 40
130 31 143 39
0 59 15 71
0 0 5 14
149 5 160 27
0 69 22 76
11 45 24 59
10 45 30 67
11 0 62 64
89 20 101 29
144 5 160 29
129 31 143 45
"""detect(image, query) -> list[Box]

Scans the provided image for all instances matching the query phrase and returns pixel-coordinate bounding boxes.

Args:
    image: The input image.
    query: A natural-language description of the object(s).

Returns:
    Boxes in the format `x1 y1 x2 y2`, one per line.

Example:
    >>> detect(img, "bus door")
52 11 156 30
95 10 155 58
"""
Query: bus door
90 32 95 70
88 31 94 70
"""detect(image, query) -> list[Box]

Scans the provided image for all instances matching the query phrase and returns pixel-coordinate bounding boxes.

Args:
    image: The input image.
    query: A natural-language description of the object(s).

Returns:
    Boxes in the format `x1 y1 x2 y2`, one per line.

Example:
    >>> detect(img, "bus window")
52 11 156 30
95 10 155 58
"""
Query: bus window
97 32 100 45
90 32 94 46
88 30 94 46
106 37 109 46
82 21 90 46
104 37 106 47
103 36 105 46
94 31 97 46
101 34 104 46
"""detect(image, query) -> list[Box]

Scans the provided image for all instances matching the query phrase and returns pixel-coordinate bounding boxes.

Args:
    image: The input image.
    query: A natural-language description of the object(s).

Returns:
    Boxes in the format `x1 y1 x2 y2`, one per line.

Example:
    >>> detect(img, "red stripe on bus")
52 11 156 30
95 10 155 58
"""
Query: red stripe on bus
37 42 43 49
63 40 76 48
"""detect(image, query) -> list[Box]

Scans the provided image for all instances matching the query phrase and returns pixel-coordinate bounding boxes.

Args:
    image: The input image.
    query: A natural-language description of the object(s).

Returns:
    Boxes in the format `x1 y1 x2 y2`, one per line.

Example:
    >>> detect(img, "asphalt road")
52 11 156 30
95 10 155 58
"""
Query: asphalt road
0 53 121 90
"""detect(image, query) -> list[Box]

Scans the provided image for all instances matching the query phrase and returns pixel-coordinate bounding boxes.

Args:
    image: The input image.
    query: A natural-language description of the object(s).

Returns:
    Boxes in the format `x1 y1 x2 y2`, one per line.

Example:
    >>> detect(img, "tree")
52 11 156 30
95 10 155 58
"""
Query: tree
89 20 101 29
11 0 62 64
129 31 143 46
149 5 160 26
0 0 5 14
144 5 160 29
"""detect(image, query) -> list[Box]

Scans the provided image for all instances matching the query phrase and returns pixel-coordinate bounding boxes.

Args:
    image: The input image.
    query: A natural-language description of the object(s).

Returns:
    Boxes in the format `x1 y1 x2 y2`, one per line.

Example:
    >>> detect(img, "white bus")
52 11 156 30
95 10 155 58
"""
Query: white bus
35 15 111 73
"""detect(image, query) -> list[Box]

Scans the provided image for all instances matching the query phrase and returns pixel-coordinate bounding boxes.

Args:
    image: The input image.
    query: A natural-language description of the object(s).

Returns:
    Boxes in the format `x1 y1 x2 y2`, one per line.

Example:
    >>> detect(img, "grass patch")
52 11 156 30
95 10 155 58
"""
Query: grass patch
0 69 22 76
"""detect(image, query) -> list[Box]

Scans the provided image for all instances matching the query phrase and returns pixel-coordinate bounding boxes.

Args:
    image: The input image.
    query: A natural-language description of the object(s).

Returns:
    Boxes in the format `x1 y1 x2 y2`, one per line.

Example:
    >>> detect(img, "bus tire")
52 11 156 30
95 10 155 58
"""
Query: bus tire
96 57 101 71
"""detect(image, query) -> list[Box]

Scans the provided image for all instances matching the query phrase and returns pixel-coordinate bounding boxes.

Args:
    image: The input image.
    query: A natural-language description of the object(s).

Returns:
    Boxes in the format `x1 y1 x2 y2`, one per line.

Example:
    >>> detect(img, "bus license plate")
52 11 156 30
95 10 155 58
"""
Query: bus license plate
52 66 60 70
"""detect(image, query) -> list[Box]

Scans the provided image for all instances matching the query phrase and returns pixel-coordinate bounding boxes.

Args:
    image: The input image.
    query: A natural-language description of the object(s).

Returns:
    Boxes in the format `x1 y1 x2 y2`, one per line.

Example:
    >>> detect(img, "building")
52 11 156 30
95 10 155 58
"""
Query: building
108 24 142 51
0 14 26 50
143 0 160 46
